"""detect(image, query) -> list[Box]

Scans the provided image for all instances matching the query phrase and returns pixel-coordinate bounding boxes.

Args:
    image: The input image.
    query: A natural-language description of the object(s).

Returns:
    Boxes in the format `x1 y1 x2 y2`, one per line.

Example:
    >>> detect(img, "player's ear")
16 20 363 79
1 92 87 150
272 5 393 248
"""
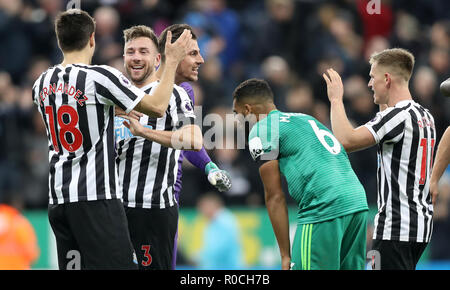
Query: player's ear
244 103 252 115
89 32 95 48
384 73 391 88
155 53 161 68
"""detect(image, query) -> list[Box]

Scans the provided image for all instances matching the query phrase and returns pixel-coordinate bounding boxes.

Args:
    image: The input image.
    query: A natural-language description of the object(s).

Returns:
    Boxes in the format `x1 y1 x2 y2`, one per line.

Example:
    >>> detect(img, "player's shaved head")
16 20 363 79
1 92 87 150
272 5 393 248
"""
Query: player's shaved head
55 9 96 52
233 78 274 105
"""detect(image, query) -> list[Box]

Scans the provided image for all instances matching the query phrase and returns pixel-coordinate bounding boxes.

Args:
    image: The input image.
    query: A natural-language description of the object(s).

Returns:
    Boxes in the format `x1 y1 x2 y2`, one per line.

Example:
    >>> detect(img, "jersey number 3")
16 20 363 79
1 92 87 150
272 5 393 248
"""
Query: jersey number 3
309 120 341 155
45 105 83 153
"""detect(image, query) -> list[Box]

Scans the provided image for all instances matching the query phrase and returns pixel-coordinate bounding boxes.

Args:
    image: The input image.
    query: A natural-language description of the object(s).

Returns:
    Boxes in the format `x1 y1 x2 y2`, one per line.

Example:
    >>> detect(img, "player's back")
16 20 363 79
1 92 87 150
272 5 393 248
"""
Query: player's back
32 63 145 204
249 110 368 224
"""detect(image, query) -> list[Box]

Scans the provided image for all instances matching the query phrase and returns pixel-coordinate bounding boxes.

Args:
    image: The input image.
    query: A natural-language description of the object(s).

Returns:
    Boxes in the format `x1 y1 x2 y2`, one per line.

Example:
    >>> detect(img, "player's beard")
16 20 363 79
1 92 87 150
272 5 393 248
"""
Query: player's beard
126 64 153 86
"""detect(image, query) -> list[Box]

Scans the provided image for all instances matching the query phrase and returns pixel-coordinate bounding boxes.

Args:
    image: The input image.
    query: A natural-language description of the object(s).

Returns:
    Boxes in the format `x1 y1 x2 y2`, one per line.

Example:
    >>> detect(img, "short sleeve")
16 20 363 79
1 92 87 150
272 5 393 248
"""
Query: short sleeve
172 85 196 129
248 119 280 163
364 107 407 144
90 65 146 113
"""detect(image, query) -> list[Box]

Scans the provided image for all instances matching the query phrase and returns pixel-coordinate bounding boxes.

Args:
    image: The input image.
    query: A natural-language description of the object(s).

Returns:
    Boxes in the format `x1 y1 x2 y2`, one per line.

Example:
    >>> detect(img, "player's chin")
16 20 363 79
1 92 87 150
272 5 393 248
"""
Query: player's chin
189 73 198 82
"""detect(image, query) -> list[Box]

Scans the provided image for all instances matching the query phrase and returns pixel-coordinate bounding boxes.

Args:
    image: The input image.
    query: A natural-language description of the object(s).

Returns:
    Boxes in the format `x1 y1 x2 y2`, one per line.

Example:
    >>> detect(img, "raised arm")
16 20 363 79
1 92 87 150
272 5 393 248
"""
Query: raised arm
259 160 291 270
134 30 192 118
323 68 376 152
430 126 450 205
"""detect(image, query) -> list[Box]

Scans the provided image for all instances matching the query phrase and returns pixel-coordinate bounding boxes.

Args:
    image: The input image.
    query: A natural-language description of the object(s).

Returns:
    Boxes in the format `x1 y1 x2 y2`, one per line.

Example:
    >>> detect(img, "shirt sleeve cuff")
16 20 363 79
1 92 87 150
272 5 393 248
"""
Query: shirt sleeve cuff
363 124 380 144
125 89 146 114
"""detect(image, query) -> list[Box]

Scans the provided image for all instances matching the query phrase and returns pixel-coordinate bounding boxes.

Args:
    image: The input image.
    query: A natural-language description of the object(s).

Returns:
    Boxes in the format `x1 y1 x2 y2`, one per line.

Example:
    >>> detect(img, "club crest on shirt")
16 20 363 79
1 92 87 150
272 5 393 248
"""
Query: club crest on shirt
249 136 264 161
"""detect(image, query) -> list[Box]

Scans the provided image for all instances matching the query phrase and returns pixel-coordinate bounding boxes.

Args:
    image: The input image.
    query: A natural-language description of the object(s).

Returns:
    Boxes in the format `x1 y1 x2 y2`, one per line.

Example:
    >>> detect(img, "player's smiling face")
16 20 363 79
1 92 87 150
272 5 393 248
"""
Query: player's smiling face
175 39 204 84
124 37 160 86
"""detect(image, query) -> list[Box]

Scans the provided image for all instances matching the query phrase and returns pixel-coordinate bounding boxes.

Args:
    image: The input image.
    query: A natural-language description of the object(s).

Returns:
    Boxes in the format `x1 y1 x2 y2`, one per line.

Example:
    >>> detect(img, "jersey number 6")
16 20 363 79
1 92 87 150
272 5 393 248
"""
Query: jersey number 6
45 105 83 153
308 120 341 155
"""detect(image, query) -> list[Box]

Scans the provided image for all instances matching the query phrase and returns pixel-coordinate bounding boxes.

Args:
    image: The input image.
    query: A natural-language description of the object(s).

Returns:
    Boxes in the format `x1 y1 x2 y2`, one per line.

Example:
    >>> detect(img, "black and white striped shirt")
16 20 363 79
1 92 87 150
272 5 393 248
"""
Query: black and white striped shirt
364 100 436 243
115 82 195 209
32 64 145 205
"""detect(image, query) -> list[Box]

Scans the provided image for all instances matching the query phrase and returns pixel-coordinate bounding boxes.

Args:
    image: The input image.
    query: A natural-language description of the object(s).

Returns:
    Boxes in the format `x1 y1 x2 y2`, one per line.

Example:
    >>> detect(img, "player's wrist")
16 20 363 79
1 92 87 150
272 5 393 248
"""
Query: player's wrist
205 161 219 175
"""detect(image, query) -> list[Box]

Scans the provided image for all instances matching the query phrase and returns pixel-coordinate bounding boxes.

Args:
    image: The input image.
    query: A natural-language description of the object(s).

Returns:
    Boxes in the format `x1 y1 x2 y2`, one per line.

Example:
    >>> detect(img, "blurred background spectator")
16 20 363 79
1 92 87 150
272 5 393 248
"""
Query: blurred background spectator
0 192 39 269
195 192 243 269
0 0 449 269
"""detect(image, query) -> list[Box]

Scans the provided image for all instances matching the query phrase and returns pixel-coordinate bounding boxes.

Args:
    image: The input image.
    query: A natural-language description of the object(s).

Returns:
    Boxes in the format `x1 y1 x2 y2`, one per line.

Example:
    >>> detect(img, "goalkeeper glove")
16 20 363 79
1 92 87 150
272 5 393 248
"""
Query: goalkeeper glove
205 162 232 192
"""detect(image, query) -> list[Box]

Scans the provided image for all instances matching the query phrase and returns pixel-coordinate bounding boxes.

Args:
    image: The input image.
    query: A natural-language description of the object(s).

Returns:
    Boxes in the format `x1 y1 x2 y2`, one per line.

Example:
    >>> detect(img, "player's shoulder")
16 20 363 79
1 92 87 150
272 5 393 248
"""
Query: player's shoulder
32 65 58 87
141 81 159 93
173 83 191 100
73 63 123 77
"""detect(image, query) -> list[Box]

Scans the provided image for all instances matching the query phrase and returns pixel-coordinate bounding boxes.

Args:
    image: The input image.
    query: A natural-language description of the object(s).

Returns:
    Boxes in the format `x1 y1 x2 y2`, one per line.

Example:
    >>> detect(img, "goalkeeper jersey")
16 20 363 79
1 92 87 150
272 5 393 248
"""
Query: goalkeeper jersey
248 110 368 224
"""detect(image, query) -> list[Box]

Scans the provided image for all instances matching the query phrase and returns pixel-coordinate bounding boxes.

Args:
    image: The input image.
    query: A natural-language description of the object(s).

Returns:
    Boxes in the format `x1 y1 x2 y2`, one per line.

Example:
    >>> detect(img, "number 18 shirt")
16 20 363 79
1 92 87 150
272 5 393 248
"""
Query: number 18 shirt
32 64 145 205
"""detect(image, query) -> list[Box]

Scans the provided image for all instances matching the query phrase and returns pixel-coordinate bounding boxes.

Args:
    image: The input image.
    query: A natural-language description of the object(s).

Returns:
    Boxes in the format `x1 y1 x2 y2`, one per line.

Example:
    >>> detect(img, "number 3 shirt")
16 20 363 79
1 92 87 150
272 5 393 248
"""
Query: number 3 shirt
363 100 435 243
32 64 146 205
248 110 368 225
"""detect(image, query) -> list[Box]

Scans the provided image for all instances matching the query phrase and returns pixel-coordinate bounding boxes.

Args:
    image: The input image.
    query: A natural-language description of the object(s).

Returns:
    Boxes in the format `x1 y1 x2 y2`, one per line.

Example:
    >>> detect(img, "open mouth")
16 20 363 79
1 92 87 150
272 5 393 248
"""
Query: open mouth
130 65 145 72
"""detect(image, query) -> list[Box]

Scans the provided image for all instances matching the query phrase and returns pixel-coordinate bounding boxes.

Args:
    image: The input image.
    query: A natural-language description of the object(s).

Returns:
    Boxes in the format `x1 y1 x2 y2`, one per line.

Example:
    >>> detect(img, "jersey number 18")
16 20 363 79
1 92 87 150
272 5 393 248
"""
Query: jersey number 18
45 105 83 153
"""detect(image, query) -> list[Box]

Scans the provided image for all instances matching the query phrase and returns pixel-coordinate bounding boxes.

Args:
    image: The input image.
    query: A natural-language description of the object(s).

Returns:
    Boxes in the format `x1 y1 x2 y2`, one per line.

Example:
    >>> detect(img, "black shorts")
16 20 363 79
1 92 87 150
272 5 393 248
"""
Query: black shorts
48 199 138 270
371 239 428 270
125 205 178 270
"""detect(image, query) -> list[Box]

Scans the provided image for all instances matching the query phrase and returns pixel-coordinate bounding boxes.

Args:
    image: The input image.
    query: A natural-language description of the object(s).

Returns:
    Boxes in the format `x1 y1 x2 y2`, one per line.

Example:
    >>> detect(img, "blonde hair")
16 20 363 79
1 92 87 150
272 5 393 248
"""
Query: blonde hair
369 48 415 82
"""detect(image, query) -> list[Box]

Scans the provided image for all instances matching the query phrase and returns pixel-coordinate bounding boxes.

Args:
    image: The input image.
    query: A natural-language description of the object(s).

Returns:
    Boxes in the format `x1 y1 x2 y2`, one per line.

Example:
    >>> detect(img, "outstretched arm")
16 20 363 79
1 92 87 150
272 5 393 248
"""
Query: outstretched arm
430 126 450 205
259 160 291 270
180 81 231 192
120 115 203 151
323 68 376 152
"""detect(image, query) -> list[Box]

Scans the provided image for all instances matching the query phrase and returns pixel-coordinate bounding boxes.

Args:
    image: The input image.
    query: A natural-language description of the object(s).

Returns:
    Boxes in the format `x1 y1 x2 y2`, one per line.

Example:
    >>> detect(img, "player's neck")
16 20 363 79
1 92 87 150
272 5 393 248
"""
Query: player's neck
256 103 277 122
61 50 92 67
387 84 412 107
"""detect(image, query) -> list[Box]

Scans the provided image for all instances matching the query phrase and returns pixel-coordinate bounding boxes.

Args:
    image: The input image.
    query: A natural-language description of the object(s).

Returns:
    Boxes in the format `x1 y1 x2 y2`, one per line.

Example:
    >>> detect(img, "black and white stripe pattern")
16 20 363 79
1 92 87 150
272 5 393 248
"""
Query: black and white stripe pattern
32 64 145 204
364 100 436 243
115 82 195 209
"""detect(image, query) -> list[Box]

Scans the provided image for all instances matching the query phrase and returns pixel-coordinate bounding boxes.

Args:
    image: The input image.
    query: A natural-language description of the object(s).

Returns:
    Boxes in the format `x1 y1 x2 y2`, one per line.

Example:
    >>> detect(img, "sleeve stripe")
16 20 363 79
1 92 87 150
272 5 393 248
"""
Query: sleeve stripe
73 64 142 103
372 104 411 132
94 81 126 110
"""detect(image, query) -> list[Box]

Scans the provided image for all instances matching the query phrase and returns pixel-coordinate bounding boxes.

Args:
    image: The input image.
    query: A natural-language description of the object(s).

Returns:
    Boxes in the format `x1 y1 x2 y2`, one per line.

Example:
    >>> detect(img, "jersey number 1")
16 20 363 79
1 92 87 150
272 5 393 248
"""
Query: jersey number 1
45 105 83 153
419 138 435 185
308 120 341 155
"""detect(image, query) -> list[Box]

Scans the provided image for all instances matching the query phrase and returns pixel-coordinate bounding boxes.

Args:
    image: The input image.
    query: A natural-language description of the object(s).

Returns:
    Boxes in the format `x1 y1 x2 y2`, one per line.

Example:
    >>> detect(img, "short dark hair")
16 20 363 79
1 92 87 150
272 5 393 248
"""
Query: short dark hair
233 78 274 103
123 25 158 49
158 24 197 63
55 9 96 52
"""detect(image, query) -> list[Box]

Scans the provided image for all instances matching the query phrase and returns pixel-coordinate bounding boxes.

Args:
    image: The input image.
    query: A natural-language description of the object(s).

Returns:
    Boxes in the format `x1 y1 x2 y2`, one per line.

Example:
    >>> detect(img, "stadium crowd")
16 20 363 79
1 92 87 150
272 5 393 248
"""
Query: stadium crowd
0 0 449 261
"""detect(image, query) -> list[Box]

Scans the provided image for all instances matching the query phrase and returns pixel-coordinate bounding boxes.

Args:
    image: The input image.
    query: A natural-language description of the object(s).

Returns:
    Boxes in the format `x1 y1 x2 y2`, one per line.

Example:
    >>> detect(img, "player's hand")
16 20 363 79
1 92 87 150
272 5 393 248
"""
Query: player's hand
115 107 143 121
118 114 145 137
165 29 192 64
430 180 439 206
205 162 232 192
281 256 291 270
323 68 344 103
